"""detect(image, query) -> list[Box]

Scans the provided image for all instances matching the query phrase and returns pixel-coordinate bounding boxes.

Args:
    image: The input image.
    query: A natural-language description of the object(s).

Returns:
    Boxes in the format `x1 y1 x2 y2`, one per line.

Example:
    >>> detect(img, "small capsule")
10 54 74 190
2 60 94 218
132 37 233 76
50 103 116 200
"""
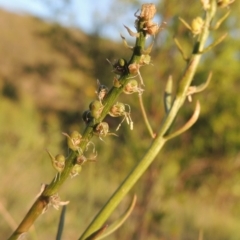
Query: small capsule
62 131 83 153
89 100 103 119
54 154 65 172
70 164 82 178
46 150 66 182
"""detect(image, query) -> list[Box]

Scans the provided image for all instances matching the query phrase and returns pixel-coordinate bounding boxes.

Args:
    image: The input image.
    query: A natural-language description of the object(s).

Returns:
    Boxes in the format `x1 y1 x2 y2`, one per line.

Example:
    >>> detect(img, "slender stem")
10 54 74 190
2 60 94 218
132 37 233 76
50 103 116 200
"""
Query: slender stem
7 8 147 240
138 93 155 138
79 137 166 240
79 2 217 239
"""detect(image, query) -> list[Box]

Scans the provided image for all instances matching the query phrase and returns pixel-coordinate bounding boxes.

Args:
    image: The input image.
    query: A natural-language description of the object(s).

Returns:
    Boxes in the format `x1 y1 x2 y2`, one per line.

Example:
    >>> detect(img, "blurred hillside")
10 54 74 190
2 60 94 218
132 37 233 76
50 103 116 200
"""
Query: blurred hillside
0 2 240 239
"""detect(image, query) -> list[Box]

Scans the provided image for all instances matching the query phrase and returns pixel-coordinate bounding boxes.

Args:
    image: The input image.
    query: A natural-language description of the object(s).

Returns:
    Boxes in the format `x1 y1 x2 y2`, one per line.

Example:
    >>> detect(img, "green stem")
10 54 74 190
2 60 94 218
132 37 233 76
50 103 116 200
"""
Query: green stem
79 2 217 239
7 9 147 240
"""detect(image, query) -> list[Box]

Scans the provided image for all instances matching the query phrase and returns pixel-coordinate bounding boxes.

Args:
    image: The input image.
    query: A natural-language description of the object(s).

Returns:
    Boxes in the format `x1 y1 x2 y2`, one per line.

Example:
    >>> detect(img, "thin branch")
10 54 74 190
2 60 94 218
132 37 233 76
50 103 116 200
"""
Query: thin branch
164 101 201 141
138 93 156 138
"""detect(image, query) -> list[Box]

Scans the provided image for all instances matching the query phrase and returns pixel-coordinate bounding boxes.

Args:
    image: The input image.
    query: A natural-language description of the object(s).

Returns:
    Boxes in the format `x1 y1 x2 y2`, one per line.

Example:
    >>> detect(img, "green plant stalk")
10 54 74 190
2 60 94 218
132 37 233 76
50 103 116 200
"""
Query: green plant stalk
8 12 148 240
79 2 217 239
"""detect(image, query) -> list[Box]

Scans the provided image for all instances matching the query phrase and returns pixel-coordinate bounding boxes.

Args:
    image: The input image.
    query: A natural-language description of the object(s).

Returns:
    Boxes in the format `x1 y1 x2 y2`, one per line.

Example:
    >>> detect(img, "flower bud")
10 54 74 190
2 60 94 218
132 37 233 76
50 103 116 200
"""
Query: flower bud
70 164 82 178
62 131 83 152
54 154 65 173
89 100 103 119
46 149 65 173
191 17 204 35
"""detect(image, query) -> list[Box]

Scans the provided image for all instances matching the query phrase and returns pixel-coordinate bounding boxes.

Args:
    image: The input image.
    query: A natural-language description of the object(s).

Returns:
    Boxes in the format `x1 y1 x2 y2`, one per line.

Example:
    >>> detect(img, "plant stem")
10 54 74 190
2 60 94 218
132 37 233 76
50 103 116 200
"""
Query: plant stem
7 7 147 240
79 2 217 239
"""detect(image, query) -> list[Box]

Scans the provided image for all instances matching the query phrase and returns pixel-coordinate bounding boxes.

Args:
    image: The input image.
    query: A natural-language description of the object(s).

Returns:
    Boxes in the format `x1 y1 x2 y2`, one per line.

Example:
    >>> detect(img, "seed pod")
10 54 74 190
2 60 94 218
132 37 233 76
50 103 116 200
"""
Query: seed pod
89 100 103 119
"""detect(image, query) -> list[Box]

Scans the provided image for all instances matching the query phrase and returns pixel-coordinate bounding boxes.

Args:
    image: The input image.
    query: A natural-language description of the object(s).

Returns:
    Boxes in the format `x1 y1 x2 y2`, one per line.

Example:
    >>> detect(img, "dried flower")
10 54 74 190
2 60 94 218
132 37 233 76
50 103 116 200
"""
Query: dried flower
48 194 69 211
140 4 157 21
144 21 160 36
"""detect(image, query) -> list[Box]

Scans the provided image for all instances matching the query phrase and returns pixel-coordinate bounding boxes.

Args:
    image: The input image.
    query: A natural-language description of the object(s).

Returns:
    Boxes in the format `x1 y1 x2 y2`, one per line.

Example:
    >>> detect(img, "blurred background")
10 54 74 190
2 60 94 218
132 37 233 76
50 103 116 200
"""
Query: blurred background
0 0 240 239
